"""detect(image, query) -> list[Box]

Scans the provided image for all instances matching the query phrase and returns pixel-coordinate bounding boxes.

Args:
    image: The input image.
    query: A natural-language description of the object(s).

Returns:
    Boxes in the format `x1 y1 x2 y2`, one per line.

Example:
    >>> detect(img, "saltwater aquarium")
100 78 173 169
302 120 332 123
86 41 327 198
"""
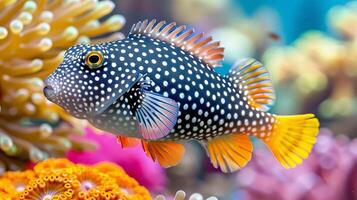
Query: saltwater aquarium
0 0 356 199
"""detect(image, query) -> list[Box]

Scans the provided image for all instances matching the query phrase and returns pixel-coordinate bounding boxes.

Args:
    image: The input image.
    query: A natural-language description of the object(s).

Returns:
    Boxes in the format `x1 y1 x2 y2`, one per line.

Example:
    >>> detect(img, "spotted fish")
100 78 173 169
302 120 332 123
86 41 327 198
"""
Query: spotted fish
44 19 320 172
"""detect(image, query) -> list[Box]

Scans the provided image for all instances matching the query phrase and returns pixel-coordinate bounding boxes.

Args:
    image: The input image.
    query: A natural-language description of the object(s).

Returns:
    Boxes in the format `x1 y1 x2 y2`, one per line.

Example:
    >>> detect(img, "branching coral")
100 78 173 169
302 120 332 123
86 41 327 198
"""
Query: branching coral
263 2 357 119
0 158 151 199
0 0 125 171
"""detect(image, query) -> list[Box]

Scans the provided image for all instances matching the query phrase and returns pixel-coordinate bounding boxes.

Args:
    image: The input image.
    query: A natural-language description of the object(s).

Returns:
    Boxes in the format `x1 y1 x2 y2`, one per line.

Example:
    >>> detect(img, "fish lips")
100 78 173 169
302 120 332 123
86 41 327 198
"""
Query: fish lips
43 78 59 102
43 84 55 99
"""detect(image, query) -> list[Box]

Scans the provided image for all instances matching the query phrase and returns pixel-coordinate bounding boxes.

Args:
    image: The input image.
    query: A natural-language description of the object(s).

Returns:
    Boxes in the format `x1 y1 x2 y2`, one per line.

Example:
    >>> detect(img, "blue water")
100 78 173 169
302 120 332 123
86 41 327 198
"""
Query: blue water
235 0 350 43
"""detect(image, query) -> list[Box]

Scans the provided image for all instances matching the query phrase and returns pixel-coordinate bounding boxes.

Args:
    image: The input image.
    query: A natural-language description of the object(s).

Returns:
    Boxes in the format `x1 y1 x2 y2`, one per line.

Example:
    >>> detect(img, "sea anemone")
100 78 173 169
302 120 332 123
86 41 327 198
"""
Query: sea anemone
0 0 125 172
1 170 35 192
0 158 151 199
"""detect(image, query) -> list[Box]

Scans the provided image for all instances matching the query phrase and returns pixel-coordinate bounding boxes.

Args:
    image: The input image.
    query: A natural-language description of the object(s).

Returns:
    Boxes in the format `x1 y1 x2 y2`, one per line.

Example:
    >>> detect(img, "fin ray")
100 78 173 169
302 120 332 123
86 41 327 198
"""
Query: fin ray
259 114 319 168
117 136 141 148
135 91 179 140
142 141 185 168
202 134 253 173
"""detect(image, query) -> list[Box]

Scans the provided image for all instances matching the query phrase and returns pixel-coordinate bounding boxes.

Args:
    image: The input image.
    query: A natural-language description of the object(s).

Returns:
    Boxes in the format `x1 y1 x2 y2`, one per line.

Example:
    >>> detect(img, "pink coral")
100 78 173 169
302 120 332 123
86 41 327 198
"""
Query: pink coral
237 129 357 200
67 127 167 192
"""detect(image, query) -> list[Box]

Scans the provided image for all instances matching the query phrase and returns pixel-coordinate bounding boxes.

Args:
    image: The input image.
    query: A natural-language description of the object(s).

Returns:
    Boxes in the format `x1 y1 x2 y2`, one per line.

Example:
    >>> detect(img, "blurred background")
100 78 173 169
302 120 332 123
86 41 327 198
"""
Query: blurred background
0 0 356 199
114 0 357 199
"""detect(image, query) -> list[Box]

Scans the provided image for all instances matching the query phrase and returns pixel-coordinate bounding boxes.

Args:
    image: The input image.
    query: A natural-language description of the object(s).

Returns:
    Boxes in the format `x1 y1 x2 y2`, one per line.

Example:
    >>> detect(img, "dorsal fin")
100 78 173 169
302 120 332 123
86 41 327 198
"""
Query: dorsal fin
129 19 224 68
228 58 275 111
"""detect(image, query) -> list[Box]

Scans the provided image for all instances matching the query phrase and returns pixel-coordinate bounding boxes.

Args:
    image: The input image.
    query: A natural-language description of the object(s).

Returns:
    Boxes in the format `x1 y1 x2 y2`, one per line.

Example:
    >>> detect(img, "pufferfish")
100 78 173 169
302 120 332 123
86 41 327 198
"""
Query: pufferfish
44 19 319 173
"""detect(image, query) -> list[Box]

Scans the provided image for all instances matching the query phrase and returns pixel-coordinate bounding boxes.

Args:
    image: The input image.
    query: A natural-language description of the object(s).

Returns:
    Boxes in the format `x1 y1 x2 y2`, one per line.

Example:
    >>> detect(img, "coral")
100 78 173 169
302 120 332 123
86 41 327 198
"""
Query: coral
0 0 125 171
155 190 218 200
0 158 151 199
171 0 280 64
263 2 357 120
67 127 167 192
329 1 357 39
237 129 357 200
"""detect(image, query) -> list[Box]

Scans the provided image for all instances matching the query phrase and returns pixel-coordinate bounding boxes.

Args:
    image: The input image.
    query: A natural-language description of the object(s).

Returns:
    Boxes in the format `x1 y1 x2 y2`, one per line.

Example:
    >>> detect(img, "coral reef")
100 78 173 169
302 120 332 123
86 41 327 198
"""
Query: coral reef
171 0 280 65
263 2 357 121
0 0 125 171
0 158 151 199
237 129 357 200
329 2 357 39
67 127 167 192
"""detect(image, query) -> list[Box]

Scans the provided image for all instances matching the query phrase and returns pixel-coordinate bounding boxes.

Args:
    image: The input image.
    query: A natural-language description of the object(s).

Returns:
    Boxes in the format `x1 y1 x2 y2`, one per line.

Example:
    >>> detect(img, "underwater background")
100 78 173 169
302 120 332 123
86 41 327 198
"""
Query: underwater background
0 0 356 199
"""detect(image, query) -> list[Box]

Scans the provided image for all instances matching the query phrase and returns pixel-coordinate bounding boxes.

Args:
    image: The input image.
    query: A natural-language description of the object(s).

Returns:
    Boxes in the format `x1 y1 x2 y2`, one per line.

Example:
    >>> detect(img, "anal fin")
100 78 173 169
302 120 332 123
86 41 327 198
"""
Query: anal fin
141 140 185 168
203 134 253 173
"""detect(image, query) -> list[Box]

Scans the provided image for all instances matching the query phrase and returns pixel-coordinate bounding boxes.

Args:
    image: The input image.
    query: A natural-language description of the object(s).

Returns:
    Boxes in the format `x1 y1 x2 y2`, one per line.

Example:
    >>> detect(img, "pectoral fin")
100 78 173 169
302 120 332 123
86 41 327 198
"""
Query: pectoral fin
135 90 179 140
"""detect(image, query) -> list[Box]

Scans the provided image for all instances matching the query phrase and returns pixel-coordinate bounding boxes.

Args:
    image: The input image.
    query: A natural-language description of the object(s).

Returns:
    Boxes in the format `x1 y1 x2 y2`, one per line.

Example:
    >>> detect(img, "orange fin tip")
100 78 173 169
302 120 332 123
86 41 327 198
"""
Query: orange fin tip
117 136 141 148
202 134 253 173
141 140 185 168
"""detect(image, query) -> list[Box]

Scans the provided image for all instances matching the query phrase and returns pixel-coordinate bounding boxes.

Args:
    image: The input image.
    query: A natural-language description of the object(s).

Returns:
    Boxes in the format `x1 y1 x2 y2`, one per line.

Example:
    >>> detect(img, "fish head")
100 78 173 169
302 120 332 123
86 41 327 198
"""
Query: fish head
44 43 115 119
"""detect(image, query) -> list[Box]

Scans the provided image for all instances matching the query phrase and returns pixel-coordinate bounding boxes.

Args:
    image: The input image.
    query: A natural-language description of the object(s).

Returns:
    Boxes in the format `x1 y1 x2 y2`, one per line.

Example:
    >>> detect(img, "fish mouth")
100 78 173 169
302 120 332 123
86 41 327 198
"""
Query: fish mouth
43 85 55 99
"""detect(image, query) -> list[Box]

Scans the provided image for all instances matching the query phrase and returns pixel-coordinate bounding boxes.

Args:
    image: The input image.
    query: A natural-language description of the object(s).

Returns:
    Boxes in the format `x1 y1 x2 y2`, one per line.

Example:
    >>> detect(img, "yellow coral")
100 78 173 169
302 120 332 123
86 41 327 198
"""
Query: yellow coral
0 158 151 199
0 0 125 171
328 1 357 39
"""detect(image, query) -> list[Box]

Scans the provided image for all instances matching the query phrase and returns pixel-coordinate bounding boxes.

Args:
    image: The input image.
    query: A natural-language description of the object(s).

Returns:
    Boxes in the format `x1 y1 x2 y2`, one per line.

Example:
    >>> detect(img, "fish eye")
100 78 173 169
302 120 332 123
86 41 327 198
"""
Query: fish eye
85 51 104 69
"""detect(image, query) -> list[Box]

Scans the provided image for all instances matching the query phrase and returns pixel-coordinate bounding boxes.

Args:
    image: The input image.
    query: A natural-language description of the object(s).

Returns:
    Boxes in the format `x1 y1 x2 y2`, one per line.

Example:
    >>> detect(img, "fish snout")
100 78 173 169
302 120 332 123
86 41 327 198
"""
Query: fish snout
43 78 57 100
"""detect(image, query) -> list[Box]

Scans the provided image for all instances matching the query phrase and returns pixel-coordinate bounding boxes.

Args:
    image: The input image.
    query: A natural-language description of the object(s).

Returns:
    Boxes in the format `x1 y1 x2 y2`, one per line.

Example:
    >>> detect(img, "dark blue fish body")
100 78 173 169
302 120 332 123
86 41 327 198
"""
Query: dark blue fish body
89 34 273 141
44 20 319 172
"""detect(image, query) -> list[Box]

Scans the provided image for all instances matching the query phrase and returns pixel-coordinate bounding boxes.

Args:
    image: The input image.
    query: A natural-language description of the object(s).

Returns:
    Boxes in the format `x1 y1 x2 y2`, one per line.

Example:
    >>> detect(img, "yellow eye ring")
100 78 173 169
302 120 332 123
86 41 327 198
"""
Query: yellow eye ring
85 51 104 69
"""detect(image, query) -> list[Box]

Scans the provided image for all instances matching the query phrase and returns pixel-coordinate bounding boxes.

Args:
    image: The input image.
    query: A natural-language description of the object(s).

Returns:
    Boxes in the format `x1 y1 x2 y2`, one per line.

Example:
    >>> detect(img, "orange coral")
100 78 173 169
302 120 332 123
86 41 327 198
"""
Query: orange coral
0 178 17 200
1 170 35 192
0 0 125 171
0 158 151 200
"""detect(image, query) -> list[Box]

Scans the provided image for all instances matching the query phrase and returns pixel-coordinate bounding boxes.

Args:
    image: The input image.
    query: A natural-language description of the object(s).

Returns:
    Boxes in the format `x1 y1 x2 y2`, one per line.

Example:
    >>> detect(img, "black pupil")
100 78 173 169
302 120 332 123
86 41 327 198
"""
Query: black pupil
89 54 100 64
